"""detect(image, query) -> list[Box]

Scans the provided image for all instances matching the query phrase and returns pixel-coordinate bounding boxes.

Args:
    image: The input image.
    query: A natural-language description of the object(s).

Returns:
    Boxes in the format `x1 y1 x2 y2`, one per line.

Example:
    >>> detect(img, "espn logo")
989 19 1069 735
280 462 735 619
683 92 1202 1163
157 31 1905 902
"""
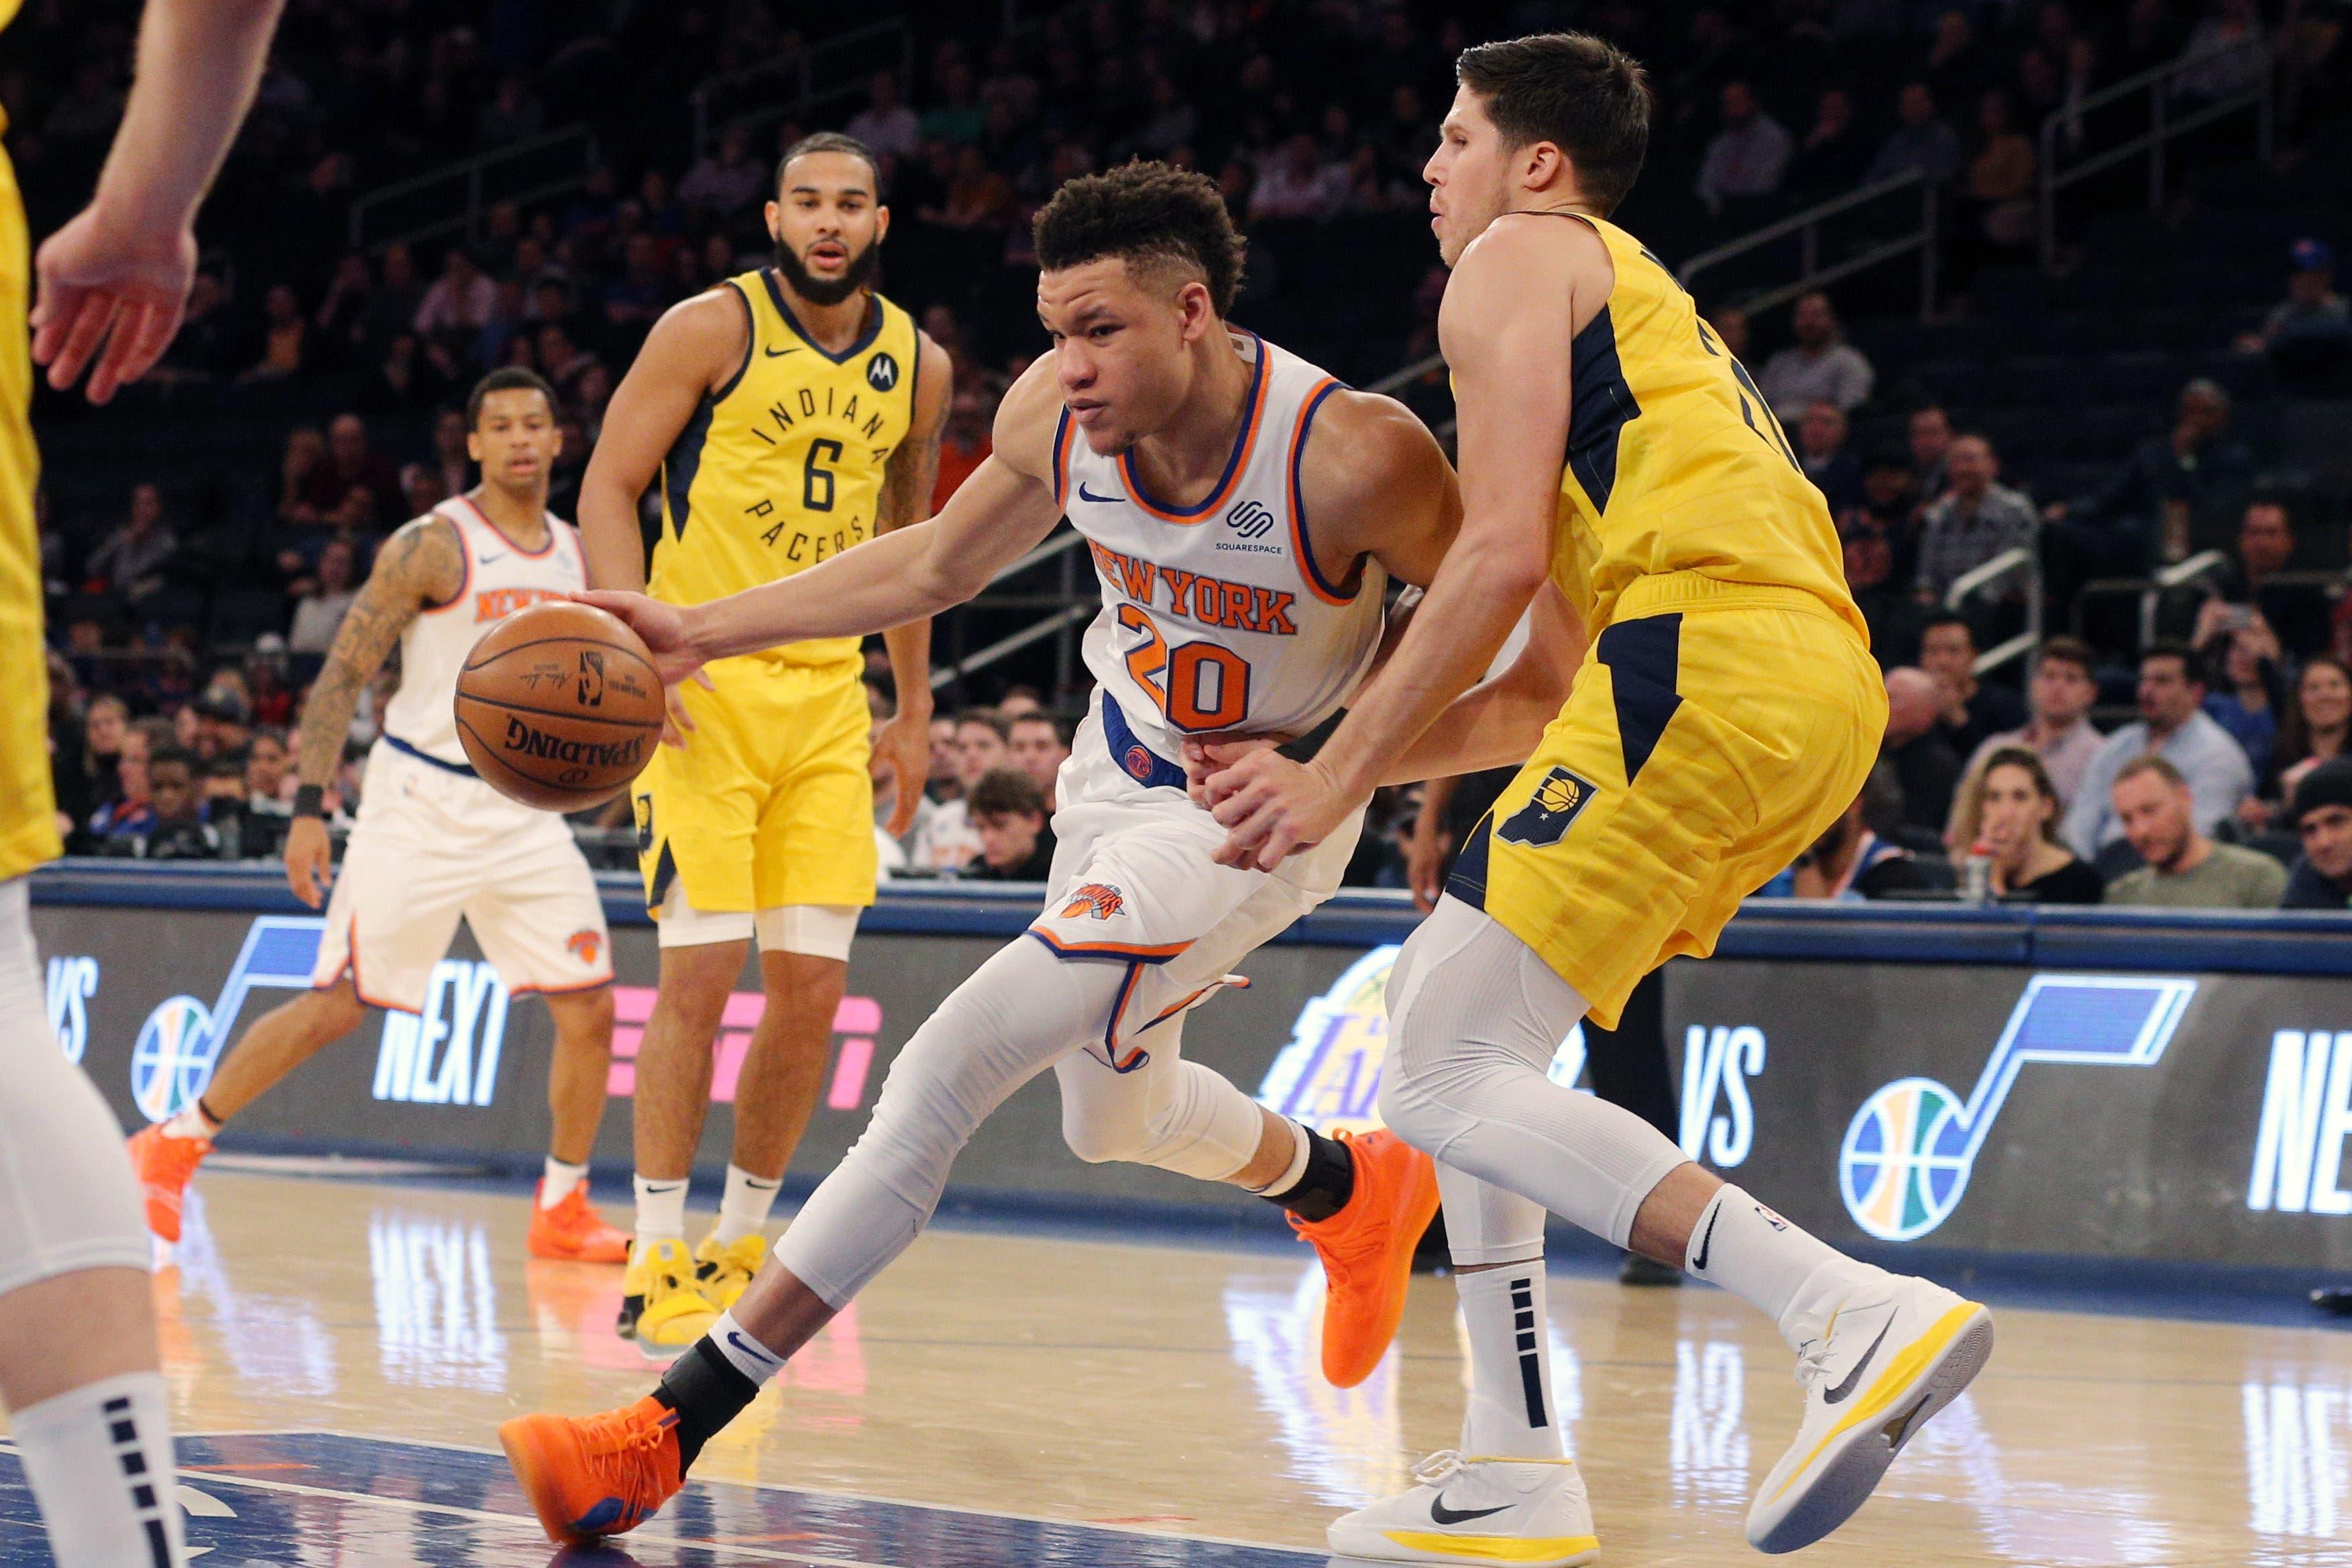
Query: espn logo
1225 500 1275 539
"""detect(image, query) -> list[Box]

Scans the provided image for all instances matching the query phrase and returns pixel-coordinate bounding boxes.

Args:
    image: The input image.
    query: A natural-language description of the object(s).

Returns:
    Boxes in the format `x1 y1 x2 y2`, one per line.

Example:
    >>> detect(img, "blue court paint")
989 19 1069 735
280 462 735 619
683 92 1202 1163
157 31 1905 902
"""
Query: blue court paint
0 1431 1325 1567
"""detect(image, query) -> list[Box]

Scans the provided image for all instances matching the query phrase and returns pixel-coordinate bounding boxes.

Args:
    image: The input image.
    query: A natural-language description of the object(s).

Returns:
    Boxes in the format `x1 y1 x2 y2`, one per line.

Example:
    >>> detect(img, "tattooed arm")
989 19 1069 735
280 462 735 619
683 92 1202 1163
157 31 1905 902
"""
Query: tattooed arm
282 514 465 905
871 329 952 838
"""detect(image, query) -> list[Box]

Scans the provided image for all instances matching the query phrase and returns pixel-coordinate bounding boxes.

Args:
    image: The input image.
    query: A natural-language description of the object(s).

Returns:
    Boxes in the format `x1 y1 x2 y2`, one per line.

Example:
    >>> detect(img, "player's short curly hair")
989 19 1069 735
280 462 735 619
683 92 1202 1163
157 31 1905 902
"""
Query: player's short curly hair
1032 161 1247 317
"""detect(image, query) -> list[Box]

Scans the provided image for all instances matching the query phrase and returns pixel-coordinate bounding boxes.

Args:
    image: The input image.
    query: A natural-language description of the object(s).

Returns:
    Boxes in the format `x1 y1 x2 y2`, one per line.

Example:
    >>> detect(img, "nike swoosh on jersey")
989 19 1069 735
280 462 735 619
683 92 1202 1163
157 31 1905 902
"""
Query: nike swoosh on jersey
1429 1497 1512 1526
1821 1314 1895 1405
1075 482 1124 504
763 345 801 357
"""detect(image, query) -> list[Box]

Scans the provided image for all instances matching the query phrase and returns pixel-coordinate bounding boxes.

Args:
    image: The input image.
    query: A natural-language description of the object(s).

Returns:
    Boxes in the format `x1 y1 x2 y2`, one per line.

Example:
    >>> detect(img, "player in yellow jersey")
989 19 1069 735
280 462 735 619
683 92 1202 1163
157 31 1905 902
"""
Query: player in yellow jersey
0 3 286 1564
1202 34 1993 1564
577 131 949 1350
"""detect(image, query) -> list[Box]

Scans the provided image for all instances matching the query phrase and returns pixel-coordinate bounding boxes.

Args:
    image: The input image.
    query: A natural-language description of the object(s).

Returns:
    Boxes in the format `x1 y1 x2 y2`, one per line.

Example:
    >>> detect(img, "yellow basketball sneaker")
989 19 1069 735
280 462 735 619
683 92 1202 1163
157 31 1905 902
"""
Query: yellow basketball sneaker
1746 1272 1993 1553
616 1239 718 1356
693 1233 765 1312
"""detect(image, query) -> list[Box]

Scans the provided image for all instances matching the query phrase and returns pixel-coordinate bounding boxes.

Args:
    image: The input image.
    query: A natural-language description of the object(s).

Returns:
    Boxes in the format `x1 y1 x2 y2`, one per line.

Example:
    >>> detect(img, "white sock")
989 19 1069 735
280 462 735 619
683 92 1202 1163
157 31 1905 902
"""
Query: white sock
710 1164 782 1247
1243 1118 1310 1196
703 1309 786 1387
1685 1184 1875 1343
540 1157 587 1208
1456 1266 1564 1459
12 1371 186 1568
162 1103 218 1140
632 1173 689 1256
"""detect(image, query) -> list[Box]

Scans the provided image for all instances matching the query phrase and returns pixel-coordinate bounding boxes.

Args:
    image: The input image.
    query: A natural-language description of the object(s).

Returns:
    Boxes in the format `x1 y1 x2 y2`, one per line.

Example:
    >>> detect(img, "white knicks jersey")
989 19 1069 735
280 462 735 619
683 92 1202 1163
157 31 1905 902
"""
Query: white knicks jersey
380 495 587 770
1054 331 1388 784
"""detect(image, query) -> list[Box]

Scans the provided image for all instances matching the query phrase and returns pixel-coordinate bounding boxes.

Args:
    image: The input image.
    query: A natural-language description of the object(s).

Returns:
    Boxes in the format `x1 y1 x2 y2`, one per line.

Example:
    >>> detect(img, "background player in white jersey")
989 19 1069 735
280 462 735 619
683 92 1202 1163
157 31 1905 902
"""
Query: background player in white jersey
493 163 1574 1545
1 1 289 1563
127 369 630 1266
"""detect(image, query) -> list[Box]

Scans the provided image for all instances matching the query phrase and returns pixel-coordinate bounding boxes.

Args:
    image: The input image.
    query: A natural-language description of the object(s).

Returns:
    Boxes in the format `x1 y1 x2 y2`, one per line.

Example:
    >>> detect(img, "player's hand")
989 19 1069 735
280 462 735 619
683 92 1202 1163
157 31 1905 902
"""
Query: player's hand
30 205 197 404
282 815 333 909
1205 748 1359 871
1180 734 1277 808
873 707 932 838
572 590 712 747
1404 822 1450 914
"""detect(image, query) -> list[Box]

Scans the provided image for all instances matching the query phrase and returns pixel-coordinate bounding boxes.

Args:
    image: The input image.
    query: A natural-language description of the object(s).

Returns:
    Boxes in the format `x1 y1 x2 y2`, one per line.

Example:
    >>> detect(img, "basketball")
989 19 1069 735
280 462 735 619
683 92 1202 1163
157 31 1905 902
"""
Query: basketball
453 600 665 811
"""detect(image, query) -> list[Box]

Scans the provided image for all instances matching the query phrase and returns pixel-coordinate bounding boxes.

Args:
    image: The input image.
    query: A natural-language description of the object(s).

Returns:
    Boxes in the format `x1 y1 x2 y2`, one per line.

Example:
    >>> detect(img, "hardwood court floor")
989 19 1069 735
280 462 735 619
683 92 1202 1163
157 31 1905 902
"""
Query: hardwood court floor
4 1166 2348 1566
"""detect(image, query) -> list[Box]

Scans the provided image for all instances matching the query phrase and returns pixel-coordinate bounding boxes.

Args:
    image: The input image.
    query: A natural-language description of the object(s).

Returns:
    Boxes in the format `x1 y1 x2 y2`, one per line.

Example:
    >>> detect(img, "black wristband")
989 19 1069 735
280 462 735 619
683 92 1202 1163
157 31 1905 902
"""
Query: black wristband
1276 710 1346 763
292 785 325 820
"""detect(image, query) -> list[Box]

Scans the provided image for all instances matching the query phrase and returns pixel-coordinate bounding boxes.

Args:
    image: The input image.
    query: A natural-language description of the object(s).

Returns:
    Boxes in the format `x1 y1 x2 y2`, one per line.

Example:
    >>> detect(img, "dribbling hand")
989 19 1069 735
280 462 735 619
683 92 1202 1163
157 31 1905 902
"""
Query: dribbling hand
571 590 713 748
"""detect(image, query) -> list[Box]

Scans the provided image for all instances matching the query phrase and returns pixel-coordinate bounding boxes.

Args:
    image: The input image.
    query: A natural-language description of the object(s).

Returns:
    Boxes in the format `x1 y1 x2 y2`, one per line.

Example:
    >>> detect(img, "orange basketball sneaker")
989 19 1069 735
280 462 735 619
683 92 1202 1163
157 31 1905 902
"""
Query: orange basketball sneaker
125 1123 211 1243
1290 1128 1441 1388
500 1395 683 1545
527 1180 630 1263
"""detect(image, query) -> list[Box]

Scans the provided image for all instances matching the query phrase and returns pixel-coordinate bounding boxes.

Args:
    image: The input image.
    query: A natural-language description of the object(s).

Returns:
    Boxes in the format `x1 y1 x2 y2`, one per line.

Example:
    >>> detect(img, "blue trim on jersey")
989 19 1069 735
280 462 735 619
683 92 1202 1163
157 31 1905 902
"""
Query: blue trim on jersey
1288 378 1353 601
1117 330 1266 518
383 734 478 778
761 270 883 363
1099 692 1188 792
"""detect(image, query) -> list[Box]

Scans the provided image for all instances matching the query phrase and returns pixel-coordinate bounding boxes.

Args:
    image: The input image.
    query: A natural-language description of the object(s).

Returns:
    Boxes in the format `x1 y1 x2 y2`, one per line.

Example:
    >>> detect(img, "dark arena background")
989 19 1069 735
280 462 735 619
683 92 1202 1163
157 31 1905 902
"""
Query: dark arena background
10 2 2352 1565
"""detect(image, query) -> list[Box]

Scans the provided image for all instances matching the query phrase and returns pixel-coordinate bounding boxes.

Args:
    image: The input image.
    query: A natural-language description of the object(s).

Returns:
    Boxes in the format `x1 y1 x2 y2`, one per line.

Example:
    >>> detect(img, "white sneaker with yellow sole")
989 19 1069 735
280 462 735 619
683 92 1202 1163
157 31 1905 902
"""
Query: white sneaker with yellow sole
1328 1451 1599 1566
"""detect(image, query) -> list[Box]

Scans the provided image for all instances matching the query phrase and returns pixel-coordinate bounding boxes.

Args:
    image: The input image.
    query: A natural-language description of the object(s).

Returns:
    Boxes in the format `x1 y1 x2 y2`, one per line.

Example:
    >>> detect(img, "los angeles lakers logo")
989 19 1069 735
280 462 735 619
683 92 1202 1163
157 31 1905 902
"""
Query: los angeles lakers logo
1061 883 1125 921
1498 765 1598 847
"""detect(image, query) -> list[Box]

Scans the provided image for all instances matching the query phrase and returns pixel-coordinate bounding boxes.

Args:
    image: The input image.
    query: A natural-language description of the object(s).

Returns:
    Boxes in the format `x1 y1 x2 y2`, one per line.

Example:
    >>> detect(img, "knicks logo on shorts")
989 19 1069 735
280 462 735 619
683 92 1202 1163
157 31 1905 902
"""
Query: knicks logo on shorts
1497 766 1600 848
1123 745 1156 783
1061 883 1125 921
567 929 603 966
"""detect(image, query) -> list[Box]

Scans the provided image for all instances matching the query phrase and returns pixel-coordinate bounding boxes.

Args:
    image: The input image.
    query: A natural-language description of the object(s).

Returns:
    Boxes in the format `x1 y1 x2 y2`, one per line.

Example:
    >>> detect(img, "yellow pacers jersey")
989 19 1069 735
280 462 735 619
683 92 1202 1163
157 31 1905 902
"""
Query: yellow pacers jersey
649 270 918 675
0 13 64 883
1547 213 1866 645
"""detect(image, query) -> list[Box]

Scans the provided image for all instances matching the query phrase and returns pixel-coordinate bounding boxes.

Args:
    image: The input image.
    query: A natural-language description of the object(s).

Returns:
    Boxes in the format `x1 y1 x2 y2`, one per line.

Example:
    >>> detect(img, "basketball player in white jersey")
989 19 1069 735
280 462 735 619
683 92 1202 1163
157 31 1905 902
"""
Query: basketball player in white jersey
495 162 1578 1543
127 369 631 1265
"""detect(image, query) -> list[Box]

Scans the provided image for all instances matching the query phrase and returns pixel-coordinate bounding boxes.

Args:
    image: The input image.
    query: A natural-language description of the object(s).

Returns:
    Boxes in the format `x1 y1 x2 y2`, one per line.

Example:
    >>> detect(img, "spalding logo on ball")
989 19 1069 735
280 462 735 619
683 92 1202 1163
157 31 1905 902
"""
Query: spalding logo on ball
455 600 667 811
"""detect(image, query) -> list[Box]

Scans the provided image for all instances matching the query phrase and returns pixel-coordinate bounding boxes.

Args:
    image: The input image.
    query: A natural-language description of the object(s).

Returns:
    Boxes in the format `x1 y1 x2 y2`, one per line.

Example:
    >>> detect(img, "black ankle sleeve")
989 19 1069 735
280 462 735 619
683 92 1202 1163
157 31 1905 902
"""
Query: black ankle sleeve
654 1339 757 1471
1263 1126 1356 1223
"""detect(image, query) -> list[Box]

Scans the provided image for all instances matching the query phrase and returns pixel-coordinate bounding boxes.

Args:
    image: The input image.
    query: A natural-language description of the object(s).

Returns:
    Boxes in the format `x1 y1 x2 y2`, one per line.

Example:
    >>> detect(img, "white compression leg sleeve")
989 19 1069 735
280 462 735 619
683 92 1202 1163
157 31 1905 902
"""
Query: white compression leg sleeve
1052 1011 1267 1182
771 936 1122 1306
0 877 151 1298
1380 895 1689 1250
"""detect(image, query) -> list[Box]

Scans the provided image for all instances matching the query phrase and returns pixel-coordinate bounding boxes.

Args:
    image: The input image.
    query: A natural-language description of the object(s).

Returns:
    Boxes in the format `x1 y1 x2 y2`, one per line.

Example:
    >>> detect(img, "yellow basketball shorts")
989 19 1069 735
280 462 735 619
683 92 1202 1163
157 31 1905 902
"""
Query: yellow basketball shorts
1447 587 1885 1030
633 657 877 915
0 150 60 884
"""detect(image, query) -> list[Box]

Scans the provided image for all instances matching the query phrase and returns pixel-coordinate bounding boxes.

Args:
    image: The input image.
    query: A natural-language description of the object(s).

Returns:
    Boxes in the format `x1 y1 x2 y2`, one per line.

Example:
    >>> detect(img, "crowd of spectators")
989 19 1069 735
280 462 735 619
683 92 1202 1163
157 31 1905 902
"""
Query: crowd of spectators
22 0 2352 908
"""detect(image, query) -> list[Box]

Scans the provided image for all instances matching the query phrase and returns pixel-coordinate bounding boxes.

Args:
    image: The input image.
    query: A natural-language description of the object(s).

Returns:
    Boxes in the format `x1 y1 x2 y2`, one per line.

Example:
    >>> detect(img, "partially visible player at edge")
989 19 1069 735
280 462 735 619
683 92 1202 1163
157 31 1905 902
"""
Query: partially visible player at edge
0 0 288 1564
1197 34 1994 1564
576 132 948 1353
127 368 630 1268
494 162 1581 1545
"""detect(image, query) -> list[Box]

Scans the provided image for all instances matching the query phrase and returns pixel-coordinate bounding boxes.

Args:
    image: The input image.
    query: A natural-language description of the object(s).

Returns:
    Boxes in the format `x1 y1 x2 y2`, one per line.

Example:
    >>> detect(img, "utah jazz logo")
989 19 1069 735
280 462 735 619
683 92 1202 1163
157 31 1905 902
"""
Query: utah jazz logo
1062 883 1125 921
1841 974 2196 1241
1498 766 1599 848
133 917 325 1121
865 351 899 392
1225 500 1276 539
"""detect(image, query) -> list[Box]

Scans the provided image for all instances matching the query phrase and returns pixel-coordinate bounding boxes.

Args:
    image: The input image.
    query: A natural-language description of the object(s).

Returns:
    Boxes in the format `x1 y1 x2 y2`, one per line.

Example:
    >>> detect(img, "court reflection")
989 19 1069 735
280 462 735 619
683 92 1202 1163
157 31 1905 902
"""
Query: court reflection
158 1186 339 1398
368 1207 508 1391
2243 1377 2350 1541
1667 1337 1750 1506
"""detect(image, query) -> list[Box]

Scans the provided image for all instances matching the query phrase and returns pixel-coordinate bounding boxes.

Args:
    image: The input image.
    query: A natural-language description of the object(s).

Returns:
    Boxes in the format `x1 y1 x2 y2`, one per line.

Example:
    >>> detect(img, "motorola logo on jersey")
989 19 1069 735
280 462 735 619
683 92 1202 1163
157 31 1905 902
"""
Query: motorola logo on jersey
2247 1029 2352 1216
372 960 510 1107
865 351 899 391
45 954 97 1064
1225 500 1276 539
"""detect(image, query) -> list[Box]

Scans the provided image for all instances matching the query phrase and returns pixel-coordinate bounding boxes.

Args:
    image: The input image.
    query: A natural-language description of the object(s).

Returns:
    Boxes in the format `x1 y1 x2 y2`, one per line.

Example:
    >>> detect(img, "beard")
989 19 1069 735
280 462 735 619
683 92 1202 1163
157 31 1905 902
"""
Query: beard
774 232 881 306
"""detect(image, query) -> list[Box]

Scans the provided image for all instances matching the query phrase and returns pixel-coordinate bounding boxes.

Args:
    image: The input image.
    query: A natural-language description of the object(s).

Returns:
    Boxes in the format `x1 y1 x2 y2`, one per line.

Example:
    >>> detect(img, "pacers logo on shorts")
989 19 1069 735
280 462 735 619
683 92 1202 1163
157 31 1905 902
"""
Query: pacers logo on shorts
1061 883 1125 921
1498 765 1599 848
